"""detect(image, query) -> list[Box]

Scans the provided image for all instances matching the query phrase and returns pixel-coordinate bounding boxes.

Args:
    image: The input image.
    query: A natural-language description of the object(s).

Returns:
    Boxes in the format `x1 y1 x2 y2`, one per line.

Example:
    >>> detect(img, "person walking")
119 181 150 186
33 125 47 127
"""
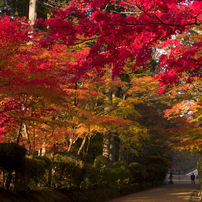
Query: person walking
191 173 195 184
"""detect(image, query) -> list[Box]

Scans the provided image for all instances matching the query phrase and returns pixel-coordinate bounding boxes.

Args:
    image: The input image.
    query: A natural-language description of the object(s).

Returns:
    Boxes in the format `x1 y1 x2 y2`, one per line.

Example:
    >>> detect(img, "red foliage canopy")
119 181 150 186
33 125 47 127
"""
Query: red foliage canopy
35 0 202 92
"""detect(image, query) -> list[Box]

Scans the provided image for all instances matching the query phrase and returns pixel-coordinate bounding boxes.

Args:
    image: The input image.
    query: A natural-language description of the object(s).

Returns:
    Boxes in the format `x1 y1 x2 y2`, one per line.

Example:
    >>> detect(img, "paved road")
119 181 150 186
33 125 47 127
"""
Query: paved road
108 178 201 202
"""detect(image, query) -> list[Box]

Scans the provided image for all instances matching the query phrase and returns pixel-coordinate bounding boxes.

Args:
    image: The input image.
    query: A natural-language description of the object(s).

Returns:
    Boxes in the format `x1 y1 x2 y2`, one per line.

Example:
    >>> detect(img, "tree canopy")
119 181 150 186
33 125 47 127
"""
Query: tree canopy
0 1 202 189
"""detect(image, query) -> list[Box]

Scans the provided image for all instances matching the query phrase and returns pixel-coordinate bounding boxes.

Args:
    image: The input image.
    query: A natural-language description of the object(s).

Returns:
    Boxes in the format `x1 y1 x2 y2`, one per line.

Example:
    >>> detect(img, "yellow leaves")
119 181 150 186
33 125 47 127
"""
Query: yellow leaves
127 75 160 105
76 124 104 137
121 97 142 106
119 124 148 155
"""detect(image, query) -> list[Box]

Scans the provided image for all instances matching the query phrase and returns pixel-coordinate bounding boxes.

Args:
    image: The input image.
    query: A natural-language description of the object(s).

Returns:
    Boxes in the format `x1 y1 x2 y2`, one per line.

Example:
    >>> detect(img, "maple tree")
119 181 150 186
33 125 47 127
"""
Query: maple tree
0 16 69 149
32 0 202 90
4 0 201 141
0 18 133 188
0 15 131 164
2 0 202 190
163 80 202 154
157 24 202 154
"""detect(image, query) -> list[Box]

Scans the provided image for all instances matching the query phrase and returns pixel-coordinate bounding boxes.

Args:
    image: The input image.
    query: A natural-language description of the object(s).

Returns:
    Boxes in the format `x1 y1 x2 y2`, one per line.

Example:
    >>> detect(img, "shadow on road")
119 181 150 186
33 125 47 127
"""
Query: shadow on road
108 176 201 202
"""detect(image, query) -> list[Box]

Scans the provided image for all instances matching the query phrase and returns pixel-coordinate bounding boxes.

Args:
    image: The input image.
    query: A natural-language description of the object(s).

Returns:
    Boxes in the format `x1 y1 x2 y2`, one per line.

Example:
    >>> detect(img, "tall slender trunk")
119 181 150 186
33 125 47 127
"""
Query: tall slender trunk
109 134 116 164
26 0 29 18
109 92 116 164
102 87 112 158
16 95 27 145
42 139 46 156
29 0 37 24
39 137 46 156
14 0 18 16
86 136 91 155
16 121 23 145
119 94 126 162
67 138 73 152
24 123 31 155
126 150 129 166
102 131 110 158
119 139 123 161
77 136 86 156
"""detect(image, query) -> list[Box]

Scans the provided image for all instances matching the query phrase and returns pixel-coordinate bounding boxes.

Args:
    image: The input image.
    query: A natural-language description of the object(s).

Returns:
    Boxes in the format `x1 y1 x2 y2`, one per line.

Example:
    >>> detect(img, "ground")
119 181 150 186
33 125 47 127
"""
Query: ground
108 175 201 202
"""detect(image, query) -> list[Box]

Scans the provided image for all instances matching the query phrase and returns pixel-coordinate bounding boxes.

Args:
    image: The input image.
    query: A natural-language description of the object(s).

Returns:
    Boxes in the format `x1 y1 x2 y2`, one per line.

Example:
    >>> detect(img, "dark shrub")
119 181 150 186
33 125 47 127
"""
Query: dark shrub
93 155 110 169
16 157 48 190
52 154 85 188
128 162 148 183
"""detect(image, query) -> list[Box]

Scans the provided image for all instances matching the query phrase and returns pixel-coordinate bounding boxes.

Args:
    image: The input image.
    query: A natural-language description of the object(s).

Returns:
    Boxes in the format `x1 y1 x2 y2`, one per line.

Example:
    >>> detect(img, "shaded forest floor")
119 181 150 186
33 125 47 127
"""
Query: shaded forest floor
0 182 157 202
0 188 70 202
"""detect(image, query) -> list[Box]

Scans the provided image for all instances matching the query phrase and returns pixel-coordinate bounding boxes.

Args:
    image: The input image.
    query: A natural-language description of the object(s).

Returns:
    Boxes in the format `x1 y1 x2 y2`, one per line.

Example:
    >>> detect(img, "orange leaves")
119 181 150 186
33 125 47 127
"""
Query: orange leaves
164 100 196 120
162 76 202 153
168 123 202 153
129 76 159 98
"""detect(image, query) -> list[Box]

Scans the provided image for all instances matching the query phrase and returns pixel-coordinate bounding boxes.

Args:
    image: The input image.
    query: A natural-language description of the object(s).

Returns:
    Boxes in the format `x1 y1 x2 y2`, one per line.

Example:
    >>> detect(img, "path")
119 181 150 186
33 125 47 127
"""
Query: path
108 175 201 202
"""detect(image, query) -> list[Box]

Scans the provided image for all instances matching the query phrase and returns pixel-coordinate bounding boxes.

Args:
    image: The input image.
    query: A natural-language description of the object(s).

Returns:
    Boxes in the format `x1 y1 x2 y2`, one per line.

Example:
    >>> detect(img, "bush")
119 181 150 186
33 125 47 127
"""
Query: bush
109 161 131 185
93 155 110 169
81 160 131 189
144 164 167 182
16 157 49 190
52 154 85 188
0 143 27 172
35 156 51 170
80 163 100 189
128 162 148 183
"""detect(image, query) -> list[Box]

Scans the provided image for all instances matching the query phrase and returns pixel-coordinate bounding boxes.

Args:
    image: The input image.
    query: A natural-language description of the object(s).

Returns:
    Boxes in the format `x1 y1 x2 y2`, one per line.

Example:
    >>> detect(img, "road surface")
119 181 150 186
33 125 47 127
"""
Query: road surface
108 176 201 202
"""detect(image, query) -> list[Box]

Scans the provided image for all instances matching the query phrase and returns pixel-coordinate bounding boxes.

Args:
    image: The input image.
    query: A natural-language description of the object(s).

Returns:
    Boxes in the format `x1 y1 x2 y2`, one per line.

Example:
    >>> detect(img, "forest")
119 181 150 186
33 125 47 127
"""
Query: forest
0 0 202 201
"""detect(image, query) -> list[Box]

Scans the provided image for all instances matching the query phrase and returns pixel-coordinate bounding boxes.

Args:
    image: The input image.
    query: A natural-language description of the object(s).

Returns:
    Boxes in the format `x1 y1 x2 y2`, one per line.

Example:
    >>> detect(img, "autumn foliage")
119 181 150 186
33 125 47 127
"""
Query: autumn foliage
0 0 202 191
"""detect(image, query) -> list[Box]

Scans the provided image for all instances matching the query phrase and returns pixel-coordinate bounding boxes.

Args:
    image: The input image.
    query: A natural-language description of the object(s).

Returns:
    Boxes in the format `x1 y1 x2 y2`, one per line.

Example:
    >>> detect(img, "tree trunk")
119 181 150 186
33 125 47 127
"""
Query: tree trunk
26 0 29 18
119 93 125 162
77 136 86 156
102 131 110 158
126 150 129 166
29 0 37 24
41 140 46 156
119 139 123 161
102 86 112 158
16 121 22 145
109 92 116 164
109 134 116 164
24 123 31 155
39 137 46 156
67 138 73 152
86 136 91 155
14 0 18 16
